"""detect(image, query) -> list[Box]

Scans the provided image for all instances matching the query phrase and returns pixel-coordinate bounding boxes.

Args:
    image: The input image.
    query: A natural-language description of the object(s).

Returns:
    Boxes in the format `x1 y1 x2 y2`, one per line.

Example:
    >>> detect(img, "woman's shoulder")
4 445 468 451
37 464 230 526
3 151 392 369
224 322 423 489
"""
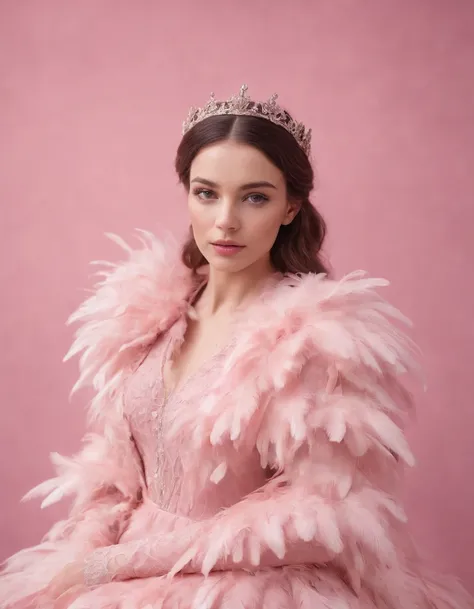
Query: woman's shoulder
64 231 195 417
205 269 418 422
247 269 416 364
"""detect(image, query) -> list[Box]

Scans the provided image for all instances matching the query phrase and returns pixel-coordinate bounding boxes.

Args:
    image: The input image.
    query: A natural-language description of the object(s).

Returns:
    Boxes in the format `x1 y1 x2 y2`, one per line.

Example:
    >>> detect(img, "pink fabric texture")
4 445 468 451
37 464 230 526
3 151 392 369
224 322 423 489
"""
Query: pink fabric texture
0 231 471 609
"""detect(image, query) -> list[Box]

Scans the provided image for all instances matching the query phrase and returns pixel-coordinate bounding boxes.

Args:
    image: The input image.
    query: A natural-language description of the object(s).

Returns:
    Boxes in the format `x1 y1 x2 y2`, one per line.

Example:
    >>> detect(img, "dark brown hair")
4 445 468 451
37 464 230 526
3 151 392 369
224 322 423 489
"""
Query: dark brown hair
174 114 330 276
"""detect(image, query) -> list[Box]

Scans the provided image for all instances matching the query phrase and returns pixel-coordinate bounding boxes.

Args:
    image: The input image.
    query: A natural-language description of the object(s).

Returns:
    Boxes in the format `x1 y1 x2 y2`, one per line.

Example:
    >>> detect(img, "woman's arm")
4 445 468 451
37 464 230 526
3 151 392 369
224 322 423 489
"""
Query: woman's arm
82 474 336 585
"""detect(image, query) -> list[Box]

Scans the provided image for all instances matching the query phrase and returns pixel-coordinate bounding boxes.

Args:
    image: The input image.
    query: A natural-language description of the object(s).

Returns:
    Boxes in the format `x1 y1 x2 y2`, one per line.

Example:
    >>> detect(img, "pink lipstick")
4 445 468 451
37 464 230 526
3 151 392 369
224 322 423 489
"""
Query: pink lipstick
211 240 245 257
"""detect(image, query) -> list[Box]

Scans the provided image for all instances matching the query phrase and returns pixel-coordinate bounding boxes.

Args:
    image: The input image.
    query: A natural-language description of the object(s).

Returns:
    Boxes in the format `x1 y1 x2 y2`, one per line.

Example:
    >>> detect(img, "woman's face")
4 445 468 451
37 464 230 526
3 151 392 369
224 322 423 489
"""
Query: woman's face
188 140 299 274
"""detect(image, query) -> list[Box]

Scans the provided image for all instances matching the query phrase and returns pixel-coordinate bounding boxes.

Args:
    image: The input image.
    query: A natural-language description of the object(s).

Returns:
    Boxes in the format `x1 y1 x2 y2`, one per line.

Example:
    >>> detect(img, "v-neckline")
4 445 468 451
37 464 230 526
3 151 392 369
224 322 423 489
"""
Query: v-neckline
160 316 234 403
159 277 234 401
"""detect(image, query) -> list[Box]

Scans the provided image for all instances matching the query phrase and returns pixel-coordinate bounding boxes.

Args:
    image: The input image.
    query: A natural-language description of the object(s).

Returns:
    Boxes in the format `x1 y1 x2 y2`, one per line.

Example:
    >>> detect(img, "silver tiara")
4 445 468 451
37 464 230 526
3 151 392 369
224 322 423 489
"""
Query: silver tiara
182 84 312 157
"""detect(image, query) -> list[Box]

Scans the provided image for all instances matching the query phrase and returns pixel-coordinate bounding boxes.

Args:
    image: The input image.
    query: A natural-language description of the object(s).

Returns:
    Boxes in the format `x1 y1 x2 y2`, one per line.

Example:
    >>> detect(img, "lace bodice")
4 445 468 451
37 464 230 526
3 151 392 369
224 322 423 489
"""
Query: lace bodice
122 312 266 519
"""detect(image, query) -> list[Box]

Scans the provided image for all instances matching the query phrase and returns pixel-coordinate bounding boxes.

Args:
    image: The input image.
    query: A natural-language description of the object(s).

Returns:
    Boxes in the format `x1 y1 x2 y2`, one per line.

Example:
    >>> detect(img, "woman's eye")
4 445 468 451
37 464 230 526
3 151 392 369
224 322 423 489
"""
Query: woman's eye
246 193 269 205
193 188 215 200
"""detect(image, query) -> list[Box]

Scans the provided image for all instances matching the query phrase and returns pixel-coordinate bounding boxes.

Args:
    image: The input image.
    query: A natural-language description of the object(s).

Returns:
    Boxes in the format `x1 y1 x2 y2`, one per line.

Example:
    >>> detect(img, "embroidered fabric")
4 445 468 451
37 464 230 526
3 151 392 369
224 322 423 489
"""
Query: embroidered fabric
83 549 115 586
123 314 236 512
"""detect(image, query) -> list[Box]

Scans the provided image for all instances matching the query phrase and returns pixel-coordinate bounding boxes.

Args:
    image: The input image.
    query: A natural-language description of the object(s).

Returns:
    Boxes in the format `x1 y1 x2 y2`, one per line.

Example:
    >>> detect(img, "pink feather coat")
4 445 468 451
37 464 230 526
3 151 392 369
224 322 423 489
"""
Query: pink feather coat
0 231 472 609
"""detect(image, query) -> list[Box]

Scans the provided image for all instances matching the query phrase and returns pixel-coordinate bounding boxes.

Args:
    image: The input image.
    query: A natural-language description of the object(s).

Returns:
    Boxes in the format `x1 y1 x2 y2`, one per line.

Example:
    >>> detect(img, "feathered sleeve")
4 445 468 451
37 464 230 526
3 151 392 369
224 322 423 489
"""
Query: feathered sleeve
22 417 143 544
80 272 420 591
0 415 145 606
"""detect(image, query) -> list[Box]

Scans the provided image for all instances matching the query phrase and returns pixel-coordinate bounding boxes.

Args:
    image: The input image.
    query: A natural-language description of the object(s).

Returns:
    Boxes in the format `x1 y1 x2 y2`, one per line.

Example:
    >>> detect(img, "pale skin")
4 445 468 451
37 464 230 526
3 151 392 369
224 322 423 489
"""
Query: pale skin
45 140 300 600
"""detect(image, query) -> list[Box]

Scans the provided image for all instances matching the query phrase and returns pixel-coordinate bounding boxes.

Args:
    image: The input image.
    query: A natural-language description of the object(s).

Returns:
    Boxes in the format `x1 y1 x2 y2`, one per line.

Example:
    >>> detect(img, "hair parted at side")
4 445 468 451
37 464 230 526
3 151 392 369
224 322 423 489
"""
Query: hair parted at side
174 114 330 276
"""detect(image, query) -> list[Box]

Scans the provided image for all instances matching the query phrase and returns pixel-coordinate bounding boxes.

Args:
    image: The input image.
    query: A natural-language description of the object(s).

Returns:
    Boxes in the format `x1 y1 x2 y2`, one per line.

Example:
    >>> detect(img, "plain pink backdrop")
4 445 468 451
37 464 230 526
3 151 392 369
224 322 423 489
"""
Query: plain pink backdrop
0 0 473 592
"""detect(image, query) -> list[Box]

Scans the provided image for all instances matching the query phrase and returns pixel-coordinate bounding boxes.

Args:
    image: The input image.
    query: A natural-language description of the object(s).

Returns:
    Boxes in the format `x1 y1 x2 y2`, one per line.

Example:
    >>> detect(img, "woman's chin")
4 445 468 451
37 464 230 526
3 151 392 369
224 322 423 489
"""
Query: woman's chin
209 259 244 272
207 253 250 274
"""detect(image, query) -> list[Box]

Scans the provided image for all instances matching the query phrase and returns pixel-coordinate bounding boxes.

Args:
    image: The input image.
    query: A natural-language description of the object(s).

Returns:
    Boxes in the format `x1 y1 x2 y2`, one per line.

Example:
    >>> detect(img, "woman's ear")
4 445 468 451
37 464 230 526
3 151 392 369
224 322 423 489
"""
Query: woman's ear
281 199 302 226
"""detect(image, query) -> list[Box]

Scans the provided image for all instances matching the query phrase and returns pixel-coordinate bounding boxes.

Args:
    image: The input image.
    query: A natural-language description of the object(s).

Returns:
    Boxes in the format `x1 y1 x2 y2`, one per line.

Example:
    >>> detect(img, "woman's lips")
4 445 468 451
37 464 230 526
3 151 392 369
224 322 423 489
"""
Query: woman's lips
211 243 245 256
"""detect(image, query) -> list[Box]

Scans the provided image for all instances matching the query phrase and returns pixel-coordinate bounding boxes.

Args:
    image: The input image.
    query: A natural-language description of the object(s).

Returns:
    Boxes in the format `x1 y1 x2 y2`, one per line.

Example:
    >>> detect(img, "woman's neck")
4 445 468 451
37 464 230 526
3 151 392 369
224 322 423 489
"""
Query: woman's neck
196 258 276 317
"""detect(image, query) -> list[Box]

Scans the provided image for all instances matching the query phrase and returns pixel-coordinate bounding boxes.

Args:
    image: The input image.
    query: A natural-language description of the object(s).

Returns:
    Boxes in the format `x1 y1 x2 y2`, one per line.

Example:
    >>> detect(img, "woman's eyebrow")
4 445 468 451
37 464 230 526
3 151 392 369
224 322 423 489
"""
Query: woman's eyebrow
239 181 277 190
191 177 277 190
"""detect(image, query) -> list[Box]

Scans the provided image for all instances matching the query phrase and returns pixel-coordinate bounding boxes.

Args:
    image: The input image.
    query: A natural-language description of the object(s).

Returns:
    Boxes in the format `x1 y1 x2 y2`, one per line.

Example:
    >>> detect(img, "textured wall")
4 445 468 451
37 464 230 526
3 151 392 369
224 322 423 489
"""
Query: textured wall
1 0 473 590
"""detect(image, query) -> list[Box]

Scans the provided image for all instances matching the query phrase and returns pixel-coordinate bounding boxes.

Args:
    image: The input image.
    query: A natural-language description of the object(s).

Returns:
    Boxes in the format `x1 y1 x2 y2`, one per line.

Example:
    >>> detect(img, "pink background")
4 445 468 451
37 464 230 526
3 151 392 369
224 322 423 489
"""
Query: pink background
1 0 473 592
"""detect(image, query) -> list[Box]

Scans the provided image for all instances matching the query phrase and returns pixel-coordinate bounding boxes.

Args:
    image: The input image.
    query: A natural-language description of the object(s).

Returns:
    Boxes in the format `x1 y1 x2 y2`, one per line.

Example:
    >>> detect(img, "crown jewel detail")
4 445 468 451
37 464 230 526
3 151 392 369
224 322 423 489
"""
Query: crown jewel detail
182 84 312 156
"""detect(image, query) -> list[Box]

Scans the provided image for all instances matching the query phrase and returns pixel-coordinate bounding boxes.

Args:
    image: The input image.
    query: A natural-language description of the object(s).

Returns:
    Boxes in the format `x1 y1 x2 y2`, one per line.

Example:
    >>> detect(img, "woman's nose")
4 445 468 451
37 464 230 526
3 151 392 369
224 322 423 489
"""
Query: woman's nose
215 200 240 232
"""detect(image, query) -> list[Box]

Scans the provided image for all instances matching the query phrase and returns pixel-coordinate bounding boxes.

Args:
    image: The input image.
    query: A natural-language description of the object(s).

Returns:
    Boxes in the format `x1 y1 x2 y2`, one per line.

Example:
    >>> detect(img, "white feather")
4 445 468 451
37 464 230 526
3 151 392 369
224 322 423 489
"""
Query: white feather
210 462 228 484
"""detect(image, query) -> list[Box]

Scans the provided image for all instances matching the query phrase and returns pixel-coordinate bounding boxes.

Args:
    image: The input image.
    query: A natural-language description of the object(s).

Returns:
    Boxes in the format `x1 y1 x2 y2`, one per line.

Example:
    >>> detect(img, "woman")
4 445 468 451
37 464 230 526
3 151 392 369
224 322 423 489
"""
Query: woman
1 85 472 609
